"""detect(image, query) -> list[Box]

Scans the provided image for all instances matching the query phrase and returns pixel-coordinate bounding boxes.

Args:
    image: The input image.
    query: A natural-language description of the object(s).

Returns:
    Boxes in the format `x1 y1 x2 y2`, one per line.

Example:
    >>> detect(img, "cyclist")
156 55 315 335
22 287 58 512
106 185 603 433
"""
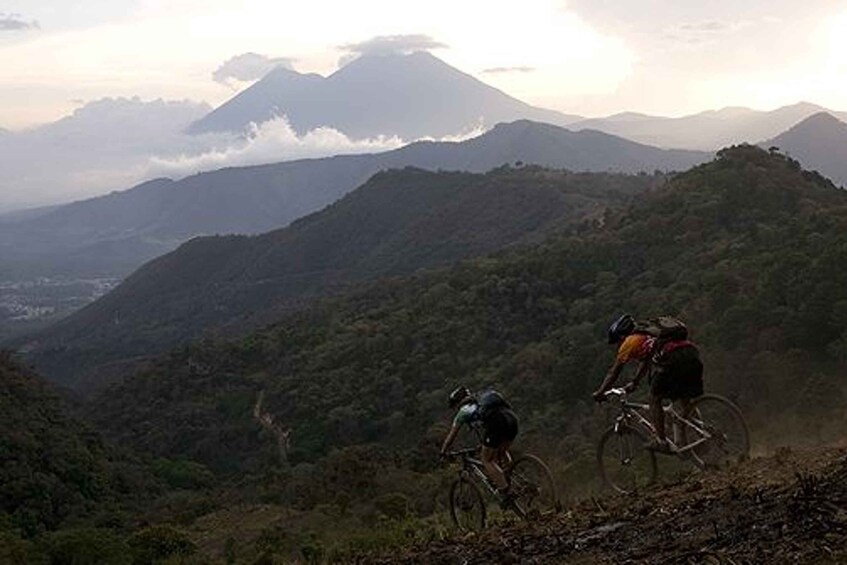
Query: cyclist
592 314 704 453
440 386 519 498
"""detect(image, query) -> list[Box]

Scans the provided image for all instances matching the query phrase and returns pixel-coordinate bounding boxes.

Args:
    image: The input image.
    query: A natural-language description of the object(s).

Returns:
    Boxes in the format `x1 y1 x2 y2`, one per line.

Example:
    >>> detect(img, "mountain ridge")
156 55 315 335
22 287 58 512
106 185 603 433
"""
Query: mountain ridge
24 165 664 389
188 52 582 138
573 101 847 150
0 120 709 281
765 111 847 187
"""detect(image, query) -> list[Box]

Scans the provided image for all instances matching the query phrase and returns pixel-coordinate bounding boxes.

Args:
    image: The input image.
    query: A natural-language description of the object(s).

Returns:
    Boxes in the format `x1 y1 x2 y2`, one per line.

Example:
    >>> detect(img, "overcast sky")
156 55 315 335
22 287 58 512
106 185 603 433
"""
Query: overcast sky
1 0 846 129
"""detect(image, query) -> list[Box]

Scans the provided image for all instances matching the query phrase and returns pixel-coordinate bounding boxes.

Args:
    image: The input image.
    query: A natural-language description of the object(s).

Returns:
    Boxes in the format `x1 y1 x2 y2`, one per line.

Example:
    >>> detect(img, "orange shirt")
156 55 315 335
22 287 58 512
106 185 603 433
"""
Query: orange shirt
616 333 656 364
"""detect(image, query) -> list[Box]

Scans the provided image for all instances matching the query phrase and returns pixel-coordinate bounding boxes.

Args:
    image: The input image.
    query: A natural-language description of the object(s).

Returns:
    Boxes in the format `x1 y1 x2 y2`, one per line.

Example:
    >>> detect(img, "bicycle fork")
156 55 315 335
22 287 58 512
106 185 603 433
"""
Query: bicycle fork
613 417 637 465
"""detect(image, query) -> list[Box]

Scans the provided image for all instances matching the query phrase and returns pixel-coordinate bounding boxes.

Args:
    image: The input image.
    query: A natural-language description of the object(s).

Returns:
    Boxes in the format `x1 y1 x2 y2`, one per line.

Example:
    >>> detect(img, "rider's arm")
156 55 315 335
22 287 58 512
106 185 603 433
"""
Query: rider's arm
593 359 625 400
440 423 461 454
441 405 474 454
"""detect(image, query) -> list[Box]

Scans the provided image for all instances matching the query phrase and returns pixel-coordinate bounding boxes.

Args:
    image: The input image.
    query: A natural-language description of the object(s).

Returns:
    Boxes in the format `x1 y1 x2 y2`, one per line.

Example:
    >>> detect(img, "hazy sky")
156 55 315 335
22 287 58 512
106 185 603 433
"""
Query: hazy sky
2 0 846 130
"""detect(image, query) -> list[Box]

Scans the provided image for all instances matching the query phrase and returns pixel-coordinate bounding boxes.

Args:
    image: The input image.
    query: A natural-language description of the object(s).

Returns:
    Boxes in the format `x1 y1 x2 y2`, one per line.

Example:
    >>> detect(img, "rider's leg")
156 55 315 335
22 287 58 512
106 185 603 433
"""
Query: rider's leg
481 444 509 491
499 444 513 468
651 393 667 443
675 397 692 446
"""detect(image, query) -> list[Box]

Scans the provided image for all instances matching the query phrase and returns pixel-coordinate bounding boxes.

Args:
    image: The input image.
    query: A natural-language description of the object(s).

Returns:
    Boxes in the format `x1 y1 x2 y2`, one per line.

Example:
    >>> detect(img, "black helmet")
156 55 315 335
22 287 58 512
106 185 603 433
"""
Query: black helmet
448 386 471 408
608 314 635 344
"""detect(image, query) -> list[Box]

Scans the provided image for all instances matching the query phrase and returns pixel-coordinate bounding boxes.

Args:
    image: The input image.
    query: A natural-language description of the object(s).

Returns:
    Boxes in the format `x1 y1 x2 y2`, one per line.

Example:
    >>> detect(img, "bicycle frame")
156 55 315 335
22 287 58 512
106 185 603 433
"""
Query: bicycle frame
605 388 714 454
448 447 499 496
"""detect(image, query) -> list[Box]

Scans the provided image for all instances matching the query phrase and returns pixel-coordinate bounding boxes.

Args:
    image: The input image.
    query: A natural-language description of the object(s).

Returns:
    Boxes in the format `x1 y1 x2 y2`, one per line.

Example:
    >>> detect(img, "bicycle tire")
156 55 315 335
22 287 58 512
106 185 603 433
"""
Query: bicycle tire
449 476 486 531
597 424 657 494
505 454 560 519
686 394 750 469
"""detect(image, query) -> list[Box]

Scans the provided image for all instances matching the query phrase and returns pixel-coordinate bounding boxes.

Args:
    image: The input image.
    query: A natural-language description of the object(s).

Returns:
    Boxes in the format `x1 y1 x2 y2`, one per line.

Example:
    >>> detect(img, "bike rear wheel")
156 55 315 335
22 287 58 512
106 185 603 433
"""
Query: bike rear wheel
505 454 559 518
686 394 750 469
449 476 486 531
597 424 657 494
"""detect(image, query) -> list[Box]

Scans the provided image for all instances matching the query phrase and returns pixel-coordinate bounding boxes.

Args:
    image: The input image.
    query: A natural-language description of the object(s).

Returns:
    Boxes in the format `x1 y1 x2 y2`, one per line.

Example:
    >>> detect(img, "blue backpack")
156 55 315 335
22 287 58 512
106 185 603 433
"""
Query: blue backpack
475 389 510 420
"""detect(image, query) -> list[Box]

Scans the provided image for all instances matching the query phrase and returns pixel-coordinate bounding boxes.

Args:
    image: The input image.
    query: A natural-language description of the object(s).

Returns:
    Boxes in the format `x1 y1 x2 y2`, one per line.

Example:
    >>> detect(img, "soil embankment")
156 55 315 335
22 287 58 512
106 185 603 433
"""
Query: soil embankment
370 447 847 564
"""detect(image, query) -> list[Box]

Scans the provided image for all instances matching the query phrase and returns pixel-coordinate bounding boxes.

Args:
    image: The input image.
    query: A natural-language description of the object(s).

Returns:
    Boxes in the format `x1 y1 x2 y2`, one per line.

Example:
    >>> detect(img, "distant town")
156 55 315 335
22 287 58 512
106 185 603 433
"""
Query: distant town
0 277 118 323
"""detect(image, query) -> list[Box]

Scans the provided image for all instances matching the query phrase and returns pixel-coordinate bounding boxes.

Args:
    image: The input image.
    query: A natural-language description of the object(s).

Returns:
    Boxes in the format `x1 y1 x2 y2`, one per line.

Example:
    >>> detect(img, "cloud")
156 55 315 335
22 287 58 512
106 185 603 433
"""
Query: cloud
146 116 404 178
661 19 749 46
0 13 39 31
0 97 214 209
0 95 488 211
678 20 732 33
213 53 295 85
482 66 536 74
340 34 447 57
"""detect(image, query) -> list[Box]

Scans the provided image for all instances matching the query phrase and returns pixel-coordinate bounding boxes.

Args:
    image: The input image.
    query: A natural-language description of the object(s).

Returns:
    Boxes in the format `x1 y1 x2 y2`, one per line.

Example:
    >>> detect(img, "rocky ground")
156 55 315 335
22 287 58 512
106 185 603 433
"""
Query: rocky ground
365 446 847 564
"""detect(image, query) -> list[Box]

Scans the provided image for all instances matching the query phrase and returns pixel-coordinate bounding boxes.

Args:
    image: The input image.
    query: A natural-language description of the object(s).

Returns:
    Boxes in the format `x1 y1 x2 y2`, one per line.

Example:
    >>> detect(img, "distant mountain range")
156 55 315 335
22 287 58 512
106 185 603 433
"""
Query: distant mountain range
23 166 664 390
187 52 582 139
186 48 847 157
0 97 212 211
765 112 847 187
572 102 847 151
0 120 710 280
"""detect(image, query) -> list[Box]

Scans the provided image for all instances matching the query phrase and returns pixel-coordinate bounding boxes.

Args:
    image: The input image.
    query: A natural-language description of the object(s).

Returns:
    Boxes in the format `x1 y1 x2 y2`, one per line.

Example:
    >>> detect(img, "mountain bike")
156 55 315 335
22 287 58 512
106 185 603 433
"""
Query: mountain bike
444 447 559 531
597 388 750 494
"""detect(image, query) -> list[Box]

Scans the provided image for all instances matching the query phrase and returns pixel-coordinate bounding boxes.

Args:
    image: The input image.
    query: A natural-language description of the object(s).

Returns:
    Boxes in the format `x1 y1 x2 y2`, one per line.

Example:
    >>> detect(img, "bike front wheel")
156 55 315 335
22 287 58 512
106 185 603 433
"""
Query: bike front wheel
505 454 559 519
597 424 657 494
686 394 750 469
449 476 486 531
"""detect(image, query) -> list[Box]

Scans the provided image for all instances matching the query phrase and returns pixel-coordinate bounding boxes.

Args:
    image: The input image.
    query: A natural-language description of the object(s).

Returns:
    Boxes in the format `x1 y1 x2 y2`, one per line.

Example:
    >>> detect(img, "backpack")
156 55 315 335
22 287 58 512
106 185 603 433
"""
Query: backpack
475 389 510 420
652 340 703 393
634 315 689 342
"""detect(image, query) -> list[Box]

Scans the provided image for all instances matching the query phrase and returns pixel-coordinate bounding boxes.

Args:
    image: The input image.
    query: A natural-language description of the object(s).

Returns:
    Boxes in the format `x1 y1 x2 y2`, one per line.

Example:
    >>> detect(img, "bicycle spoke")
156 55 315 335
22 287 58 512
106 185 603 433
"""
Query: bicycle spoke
687 395 750 469
597 425 657 494
506 455 559 518
449 477 486 531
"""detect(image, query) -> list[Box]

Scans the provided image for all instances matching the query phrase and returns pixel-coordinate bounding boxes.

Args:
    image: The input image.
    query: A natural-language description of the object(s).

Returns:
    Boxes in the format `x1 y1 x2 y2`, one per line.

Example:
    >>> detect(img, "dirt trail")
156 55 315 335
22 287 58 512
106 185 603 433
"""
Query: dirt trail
368 447 847 564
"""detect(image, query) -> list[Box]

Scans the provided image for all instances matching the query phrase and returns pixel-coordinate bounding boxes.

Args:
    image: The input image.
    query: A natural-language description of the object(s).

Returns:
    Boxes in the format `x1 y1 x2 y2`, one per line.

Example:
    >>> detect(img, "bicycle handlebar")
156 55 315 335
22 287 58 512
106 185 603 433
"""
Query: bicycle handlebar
604 387 628 398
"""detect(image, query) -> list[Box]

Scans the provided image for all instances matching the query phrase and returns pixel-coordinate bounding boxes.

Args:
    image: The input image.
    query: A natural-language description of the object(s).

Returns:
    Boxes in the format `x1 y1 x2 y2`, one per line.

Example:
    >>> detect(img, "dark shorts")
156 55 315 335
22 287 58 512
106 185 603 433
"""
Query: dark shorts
481 408 519 448
650 346 704 399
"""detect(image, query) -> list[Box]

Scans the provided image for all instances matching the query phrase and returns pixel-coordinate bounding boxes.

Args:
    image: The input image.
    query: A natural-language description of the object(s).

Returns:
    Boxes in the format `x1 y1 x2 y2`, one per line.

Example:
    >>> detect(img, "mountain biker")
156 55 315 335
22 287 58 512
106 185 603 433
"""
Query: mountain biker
592 314 704 453
440 386 519 497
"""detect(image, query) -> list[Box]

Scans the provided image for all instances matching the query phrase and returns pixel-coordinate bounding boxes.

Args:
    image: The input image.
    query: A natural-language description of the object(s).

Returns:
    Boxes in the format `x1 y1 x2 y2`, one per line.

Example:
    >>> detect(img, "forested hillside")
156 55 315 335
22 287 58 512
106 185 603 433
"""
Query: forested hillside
44 146 843 560
0 352 171 563
29 167 662 389
88 144 847 468
6 145 847 562
0 352 112 532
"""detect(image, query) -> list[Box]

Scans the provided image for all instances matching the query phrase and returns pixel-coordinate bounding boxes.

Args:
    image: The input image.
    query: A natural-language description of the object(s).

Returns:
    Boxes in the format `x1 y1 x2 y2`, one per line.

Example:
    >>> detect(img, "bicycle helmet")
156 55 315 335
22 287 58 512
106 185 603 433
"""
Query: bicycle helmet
448 386 471 408
608 313 636 344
